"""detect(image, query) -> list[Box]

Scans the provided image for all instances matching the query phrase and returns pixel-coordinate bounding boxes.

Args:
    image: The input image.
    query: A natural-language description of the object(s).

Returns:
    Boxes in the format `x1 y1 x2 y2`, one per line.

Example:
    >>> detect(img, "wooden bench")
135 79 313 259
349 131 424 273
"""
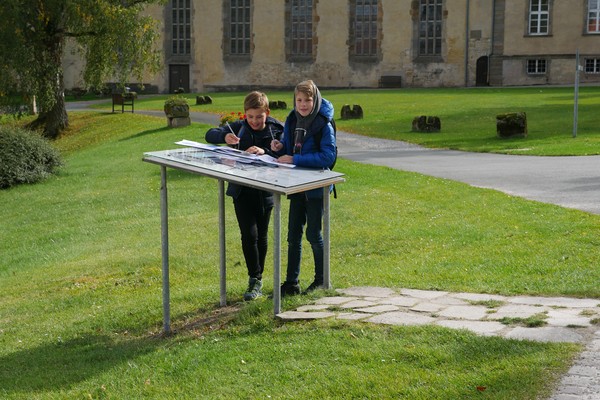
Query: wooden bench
378 75 402 88
112 93 135 113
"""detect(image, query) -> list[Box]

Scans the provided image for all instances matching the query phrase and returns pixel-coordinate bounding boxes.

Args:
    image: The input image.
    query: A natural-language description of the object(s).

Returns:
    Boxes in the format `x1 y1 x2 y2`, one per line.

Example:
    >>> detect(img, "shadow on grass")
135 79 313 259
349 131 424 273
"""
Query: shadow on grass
0 304 244 395
120 125 172 141
0 334 156 393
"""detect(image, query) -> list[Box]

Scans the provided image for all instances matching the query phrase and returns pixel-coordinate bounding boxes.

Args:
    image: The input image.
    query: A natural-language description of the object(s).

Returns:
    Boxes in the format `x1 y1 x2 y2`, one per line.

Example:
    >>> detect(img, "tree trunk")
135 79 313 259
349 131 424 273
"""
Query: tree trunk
25 13 69 140
27 76 69 140
28 94 68 140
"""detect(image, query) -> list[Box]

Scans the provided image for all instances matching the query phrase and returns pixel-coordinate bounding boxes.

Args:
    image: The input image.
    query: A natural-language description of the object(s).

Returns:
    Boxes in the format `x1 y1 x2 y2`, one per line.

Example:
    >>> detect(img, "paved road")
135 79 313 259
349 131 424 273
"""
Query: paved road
337 131 600 215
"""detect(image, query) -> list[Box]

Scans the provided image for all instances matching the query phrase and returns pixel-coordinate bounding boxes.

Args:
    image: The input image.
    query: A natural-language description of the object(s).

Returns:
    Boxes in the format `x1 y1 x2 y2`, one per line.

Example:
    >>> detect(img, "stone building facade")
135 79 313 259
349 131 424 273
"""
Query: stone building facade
62 0 600 92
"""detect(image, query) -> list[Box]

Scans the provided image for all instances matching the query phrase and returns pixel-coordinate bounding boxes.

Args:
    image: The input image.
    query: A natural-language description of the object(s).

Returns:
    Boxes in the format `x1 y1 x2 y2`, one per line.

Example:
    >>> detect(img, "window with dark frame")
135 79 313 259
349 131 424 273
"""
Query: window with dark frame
290 0 313 57
229 0 251 55
528 0 549 35
418 0 442 56
527 59 547 74
585 58 600 73
352 0 378 57
588 0 600 33
171 0 191 55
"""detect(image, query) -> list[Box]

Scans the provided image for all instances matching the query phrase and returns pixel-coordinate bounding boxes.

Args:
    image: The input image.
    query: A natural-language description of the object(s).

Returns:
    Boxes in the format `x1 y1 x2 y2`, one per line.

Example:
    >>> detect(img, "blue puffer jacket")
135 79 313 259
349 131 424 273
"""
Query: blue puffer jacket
280 98 336 198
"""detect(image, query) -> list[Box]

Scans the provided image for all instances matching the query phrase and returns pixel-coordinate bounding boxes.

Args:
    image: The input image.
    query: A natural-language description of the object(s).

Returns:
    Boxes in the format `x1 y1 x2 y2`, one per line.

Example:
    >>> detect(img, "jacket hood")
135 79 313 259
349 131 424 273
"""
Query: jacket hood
319 98 334 121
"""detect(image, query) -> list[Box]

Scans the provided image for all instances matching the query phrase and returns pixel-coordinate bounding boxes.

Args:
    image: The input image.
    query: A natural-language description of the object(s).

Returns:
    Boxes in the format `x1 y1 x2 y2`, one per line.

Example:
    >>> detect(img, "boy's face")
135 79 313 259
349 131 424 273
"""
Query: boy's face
245 108 269 131
295 91 314 117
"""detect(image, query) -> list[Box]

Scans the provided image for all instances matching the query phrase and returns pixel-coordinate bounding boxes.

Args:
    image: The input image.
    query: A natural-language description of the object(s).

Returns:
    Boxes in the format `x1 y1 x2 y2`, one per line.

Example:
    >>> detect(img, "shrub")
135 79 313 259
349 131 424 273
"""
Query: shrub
0 125 62 189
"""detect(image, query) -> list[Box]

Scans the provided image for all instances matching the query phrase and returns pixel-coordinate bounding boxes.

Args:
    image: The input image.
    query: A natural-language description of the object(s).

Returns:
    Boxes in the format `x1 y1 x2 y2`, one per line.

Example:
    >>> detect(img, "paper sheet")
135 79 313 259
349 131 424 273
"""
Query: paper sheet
175 139 295 168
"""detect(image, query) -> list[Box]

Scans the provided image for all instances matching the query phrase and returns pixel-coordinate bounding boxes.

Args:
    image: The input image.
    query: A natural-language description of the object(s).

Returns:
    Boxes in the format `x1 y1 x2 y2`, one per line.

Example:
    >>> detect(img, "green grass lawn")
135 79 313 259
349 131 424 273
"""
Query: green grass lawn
1 93 599 398
87 85 600 156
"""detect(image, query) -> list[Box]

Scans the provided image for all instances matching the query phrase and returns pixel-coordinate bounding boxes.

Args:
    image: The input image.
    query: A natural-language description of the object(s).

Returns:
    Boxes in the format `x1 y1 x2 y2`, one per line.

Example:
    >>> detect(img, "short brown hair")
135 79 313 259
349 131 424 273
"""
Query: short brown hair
295 80 317 99
244 91 269 112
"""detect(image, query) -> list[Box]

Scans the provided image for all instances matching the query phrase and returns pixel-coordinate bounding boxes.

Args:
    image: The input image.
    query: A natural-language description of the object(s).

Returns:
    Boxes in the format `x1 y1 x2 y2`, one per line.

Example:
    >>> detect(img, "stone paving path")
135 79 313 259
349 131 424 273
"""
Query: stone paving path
278 287 600 399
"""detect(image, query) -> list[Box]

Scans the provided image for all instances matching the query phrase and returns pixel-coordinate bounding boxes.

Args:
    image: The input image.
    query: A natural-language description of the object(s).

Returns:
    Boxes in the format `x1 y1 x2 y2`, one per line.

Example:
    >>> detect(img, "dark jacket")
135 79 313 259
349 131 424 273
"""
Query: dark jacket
205 116 284 202
278 98 336 199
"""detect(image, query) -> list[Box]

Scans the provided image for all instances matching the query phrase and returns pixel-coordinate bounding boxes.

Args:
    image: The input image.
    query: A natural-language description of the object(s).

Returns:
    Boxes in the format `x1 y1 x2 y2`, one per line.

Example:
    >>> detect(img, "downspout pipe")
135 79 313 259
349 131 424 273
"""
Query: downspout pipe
489 0 496 85
464 0 470 87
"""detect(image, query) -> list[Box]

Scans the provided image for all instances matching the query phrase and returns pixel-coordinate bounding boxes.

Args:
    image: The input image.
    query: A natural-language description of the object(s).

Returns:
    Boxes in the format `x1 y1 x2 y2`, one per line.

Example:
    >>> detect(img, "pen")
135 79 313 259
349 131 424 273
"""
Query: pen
225 121 236 135
269 125 275 141
225 122 239 149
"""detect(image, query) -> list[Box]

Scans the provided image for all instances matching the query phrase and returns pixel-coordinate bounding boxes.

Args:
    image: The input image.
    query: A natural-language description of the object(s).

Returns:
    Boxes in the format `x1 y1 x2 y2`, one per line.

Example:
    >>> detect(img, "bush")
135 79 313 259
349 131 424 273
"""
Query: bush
0 125 62 189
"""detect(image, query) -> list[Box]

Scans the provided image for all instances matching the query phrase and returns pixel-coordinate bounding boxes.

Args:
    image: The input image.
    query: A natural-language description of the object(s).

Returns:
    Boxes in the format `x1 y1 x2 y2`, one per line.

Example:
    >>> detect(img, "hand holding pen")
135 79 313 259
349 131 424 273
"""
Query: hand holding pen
225 122 240 149
269 126 283 151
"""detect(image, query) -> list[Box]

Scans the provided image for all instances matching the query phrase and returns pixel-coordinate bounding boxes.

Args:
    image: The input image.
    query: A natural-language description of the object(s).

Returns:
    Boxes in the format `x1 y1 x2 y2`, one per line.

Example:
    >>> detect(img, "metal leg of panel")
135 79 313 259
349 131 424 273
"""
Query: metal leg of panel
218 180 227 306
323 187 331 289
273 193 281 315
160 166 171 333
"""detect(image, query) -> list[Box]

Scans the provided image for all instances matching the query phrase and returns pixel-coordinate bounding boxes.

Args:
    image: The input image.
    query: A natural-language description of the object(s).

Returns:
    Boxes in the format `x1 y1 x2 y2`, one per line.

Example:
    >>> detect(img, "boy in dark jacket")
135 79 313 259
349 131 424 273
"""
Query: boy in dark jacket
205 91 283 301
271 80 336 296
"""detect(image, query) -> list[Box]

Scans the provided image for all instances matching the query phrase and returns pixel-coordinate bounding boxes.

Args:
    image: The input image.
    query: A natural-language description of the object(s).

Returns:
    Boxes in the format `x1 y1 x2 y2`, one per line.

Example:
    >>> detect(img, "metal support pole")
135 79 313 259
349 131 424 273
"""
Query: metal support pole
573 49 580 138
160 166 171 333
323 187 331 289
273 194 282 315
218 180 227 306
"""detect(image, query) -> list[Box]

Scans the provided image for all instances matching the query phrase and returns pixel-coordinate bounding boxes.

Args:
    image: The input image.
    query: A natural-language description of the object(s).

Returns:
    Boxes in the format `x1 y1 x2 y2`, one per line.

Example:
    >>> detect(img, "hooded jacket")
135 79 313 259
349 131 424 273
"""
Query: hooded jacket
281 98 336 168
279 97 336 198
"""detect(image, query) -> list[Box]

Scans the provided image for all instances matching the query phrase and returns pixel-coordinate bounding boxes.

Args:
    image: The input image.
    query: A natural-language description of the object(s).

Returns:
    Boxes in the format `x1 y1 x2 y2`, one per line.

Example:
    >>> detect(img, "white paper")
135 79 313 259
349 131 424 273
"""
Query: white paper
175 139 295 168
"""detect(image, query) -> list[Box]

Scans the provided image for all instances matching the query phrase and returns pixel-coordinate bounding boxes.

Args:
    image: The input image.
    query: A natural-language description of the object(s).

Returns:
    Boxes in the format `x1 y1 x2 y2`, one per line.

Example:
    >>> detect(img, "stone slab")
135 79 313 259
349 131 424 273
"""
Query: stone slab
353 305 400 314
276 311 335 321
429 296 470 306
377 296 420 307
437 305 489 320
547 309 592 327
410 302 444 313
451 292 507 302
336 287 396 297
436 320 506 336
339 300 378 309
505 327 584 343
508 296 600 309
296 304 331 312
315 296 359 305
401 288 448 299
366 311 436 326
336 313 371 320
491 304 548 319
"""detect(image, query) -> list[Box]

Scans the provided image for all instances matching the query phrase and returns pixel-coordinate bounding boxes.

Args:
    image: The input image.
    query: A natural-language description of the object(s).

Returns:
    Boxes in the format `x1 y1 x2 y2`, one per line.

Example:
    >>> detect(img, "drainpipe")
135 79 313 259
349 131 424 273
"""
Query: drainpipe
489 0 496 85
464 0 470 87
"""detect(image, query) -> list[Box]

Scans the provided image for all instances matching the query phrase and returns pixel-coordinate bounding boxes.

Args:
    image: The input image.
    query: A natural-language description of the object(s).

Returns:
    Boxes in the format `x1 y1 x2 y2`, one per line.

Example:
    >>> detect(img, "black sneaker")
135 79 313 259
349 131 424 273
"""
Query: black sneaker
243 277 263 301
280 281 301 297
303 280 324 294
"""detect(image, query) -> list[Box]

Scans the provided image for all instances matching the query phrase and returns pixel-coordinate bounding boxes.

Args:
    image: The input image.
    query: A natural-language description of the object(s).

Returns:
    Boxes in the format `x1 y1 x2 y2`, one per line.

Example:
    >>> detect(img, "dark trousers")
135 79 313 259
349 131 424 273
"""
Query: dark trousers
233 192 272 280
285 195 324 285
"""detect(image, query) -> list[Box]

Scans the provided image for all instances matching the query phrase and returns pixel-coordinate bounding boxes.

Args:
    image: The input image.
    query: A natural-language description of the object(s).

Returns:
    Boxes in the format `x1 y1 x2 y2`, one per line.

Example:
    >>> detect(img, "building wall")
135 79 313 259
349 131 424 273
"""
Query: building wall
61 0 600 93
139 0 496 92
493 0 600 86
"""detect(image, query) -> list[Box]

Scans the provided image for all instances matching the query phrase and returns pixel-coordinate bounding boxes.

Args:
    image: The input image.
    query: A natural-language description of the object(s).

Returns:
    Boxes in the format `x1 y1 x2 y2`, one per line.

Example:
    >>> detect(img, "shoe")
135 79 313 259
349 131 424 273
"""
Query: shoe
303 280 324 294
243 277 263 301
280 281 301 298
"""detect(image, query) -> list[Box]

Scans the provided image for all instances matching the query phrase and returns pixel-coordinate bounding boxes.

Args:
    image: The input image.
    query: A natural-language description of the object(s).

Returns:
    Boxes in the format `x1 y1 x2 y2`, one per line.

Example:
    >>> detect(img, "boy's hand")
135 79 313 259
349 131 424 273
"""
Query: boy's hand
246 146 264 155
277 155 294 164
270 139 283 152
225 133 240 146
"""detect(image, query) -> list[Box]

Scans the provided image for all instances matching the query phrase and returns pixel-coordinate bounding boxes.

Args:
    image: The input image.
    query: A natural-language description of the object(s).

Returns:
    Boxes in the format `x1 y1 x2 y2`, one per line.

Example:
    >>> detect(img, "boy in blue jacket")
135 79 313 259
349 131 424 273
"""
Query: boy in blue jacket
205 91 284 301
271 80 336 296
